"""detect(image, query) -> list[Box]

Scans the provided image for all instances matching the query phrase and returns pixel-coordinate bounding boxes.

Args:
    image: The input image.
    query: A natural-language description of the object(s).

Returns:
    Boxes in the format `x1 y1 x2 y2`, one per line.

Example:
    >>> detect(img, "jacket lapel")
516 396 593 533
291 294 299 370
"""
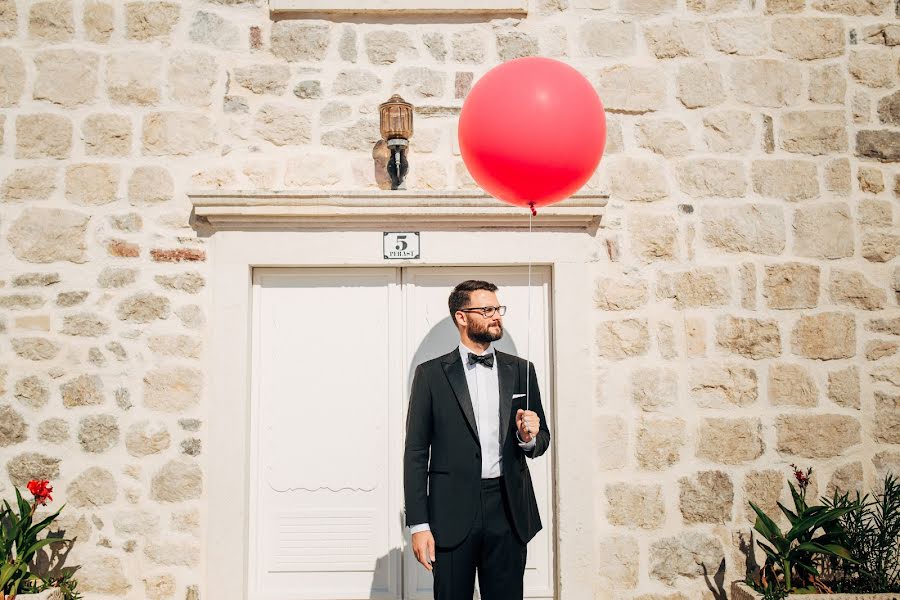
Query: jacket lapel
441 349 479 443
497 350 515 448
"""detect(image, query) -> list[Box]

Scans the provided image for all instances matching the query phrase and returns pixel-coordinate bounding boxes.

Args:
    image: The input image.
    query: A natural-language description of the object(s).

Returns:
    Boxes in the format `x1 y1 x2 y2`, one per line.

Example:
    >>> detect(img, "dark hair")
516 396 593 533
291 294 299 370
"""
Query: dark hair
448 280 499 322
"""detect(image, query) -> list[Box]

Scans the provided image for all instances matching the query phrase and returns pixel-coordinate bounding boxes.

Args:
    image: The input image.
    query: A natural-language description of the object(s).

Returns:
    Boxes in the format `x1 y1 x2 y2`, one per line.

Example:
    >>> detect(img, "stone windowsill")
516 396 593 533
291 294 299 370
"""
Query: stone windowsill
732 582 900 599
188 190 606 230
269 0 527 14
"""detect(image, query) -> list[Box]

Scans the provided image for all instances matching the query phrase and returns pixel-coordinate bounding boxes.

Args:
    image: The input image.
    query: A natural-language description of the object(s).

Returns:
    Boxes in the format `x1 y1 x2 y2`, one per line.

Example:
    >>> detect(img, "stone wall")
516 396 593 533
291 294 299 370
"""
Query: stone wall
0 0 897 598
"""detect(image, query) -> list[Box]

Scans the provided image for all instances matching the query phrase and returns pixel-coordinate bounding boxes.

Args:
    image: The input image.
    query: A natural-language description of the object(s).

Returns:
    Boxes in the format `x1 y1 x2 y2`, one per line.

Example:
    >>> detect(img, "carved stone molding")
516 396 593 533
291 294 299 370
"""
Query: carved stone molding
189 190 607 231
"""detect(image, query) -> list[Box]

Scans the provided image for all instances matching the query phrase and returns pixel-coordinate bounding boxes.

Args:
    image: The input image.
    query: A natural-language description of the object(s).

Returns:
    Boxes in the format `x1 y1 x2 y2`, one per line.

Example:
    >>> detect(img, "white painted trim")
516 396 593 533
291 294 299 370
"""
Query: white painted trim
190 191 606 231
269 0 527 14
203 208 598 600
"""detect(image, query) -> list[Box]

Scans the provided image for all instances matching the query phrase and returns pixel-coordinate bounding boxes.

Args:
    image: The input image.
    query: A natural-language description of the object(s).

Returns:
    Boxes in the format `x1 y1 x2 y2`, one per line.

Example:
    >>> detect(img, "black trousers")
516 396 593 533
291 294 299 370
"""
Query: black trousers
432 477 527 600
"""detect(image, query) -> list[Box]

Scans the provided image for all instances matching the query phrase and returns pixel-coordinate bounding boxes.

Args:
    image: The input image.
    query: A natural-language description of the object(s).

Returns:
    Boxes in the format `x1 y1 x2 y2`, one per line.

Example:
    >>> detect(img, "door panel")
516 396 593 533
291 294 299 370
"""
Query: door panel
250 267 554 600
402 267 554 600
250 268 403 600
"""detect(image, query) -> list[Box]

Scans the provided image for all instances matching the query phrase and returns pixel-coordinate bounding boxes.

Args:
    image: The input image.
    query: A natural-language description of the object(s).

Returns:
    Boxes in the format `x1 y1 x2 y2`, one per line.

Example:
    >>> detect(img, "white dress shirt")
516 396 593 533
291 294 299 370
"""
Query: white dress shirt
409 343 536 535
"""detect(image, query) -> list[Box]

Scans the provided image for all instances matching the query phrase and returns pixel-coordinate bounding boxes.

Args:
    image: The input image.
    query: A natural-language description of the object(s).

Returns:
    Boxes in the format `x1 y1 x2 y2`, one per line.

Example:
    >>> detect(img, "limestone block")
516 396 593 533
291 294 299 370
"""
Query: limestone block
730 60 801 107
606 483 665 528
2 167 57 201
862 231 900 262
696 417 764 464
6 452 61 487
776 414 861 457
128 166 173 204
676 159 746 197
364 30 415 65
83 114 132 157
791 312 856 359
849 48 897 88
772 18 845 60
636 417 685 470
703 111 755 152
125 2 179 41
595 65 666 113
636 118 692 156
29 0 73 41
751 159 819 201
716 316 781 359
827 366 860 408
393 67 446 98
793 202 854 259
874 391 900 443
605 156 669 201
33 50 98 107
451 29 486 63
15 114 72 159
168 51 217 107
631 367 677 411
743 469 784 524
84 0 113 43
780 110 848 155
703 204 785 255
763 262 820 309
332 69 382 96
644 20 705 59
9 207 87 263
597 319 650 359
809 64 846 104
649 532 725 584
630 213 677 261
126 420 171 456
78 414 119 453
497 31 539 61
142 111 216 155
829 269 887 309
679 471 733 523
107 52 161 105
657 267 730 308
65 163 119 205
709 18 767 55
143 367 202 411
578 20 635 58
151 459 202 501
189 11 238 49
594 276 648 310
0 47 24 107
676 62 725 108
768 363 817 406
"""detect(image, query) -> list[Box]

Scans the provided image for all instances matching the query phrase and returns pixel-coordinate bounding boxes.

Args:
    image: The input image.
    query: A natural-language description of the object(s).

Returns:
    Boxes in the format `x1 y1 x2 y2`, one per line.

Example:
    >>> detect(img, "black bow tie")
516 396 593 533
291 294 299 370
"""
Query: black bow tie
467 352 494 368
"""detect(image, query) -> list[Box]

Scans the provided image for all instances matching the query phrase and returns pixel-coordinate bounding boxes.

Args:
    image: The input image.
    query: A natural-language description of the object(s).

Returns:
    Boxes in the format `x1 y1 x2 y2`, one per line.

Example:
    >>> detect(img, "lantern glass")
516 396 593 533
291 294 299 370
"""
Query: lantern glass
379 94 413 141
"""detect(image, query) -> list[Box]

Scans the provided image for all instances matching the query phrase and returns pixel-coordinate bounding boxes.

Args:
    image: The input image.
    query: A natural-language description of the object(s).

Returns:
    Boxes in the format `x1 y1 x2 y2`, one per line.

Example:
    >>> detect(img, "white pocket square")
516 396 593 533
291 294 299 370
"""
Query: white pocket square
512 393 526 399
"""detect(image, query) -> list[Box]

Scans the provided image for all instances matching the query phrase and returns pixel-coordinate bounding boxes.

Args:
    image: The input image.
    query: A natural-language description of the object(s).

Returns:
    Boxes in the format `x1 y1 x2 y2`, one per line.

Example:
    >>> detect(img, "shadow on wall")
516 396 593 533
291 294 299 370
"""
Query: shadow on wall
406 315 521 393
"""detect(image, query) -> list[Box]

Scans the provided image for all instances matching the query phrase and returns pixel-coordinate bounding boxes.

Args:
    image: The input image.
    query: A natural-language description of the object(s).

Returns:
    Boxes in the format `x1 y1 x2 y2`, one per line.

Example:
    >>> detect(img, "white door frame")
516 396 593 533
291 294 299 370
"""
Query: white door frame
199 194 602 600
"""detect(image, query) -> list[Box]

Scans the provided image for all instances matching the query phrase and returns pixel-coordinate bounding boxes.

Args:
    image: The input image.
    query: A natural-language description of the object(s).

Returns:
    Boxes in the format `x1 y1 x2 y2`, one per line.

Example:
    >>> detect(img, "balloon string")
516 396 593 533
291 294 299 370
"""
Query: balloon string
526 206 532 415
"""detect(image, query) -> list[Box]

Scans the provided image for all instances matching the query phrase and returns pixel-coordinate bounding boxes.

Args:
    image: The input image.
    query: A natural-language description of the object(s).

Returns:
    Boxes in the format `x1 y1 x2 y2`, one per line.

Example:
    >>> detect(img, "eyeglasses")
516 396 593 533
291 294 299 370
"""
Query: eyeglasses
459 305 507 318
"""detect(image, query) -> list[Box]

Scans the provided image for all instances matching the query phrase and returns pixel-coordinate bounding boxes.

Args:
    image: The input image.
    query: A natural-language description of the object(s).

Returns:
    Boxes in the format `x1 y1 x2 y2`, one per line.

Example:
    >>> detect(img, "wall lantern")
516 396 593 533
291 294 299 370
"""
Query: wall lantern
379 94 414 190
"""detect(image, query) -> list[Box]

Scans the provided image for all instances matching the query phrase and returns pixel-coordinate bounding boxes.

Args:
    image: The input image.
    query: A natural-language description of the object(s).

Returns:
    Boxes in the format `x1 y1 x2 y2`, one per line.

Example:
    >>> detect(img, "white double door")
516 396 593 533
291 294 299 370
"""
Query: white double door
248 266 554 600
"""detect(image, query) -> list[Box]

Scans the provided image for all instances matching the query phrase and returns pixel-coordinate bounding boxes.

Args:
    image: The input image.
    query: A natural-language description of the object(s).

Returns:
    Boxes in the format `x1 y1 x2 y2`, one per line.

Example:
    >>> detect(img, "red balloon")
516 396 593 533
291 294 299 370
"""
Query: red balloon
458 57 606 211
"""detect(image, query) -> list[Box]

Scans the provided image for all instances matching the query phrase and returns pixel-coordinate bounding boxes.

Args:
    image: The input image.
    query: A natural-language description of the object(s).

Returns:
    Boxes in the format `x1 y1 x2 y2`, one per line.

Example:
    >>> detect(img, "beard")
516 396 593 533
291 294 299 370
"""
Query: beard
468 320 503 344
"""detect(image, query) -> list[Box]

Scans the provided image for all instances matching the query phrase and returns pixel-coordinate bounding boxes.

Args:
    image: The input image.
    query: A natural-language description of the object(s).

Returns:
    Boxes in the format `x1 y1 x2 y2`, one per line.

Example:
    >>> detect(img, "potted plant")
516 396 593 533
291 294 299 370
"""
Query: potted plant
733 466 900 599
1 480 80 600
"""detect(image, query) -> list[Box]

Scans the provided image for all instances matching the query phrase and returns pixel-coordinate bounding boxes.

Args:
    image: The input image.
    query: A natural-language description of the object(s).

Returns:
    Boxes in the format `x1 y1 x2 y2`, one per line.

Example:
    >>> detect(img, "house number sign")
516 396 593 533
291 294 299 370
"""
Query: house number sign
383 232 420 260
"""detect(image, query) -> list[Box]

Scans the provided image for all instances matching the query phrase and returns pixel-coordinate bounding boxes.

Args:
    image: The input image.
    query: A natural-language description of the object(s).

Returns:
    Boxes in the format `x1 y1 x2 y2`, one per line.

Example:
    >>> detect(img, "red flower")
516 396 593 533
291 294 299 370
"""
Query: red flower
790 463 812 492
27 479 53 506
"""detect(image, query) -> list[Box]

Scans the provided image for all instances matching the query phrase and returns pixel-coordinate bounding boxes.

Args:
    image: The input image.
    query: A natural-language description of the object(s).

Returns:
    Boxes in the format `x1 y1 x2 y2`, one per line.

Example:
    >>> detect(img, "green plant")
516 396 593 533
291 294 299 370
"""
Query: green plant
748 465 859 594
821 472 900 593
1 480 70 598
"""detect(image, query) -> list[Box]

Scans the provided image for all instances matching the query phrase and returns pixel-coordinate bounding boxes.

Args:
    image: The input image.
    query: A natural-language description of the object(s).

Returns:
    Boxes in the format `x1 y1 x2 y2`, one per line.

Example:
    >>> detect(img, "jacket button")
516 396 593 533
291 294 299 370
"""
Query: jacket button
475 451 480 459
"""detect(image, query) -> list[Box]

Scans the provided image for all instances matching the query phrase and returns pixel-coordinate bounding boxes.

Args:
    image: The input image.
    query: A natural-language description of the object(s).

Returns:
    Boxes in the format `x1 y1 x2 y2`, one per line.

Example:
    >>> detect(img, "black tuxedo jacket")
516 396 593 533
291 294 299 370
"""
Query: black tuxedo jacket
403 347 551 548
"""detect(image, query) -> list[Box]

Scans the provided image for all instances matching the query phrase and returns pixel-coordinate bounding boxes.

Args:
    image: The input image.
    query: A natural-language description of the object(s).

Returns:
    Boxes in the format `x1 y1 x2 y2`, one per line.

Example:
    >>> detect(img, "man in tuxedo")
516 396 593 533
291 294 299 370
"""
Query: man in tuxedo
404 280 551 600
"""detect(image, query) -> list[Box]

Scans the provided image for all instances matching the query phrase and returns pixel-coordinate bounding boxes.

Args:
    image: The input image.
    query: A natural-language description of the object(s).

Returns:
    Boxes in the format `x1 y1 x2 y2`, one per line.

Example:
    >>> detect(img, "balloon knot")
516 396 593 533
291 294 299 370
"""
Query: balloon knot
529 203 537 217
